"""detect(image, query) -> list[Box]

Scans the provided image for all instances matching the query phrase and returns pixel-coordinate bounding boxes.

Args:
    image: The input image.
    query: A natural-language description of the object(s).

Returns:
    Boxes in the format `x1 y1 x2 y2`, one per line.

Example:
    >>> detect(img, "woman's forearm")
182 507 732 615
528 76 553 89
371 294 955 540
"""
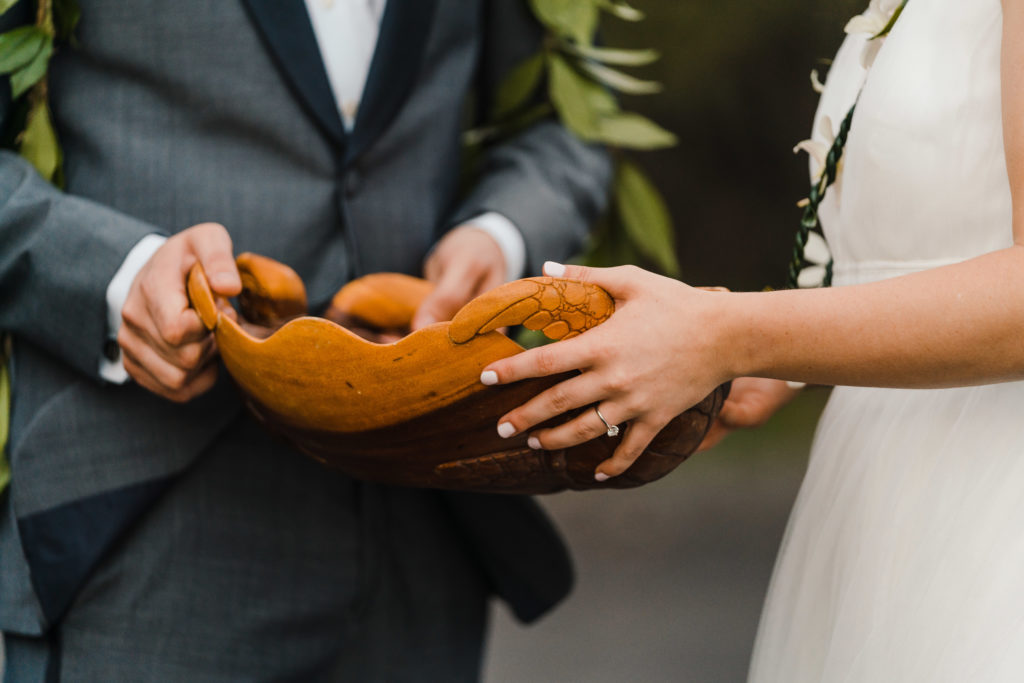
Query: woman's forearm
725 245 1024 388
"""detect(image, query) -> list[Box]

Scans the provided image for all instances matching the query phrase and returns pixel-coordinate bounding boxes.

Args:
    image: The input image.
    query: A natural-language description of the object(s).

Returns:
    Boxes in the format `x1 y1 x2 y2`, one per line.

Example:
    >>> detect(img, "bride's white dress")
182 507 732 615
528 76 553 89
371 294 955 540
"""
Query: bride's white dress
749 1 1024 681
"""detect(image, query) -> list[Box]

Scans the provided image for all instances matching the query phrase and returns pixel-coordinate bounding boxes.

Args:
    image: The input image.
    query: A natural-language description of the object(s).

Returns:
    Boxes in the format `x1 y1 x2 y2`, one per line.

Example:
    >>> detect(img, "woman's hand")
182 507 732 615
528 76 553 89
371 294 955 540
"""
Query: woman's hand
480 262 735 480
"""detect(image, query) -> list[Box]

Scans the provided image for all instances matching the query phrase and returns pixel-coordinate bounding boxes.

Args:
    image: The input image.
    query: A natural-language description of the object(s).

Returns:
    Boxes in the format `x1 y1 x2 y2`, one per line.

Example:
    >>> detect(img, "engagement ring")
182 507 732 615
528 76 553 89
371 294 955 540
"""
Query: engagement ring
595 407 620 438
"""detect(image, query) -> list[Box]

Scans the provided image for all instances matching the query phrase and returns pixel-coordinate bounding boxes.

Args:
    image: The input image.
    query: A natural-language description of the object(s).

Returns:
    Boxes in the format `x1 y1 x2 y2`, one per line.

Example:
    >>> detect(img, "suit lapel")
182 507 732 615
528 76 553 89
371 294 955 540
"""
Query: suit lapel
241 0 347 150
345 0 441 165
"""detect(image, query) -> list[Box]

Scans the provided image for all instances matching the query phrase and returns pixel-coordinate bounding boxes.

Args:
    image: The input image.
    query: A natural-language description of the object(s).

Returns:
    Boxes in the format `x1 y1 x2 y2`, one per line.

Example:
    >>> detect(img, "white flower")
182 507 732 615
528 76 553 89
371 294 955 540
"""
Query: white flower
796 231 832 289
810 69 825 94
844 0 903 67
794 115 838 184
844 0 903 37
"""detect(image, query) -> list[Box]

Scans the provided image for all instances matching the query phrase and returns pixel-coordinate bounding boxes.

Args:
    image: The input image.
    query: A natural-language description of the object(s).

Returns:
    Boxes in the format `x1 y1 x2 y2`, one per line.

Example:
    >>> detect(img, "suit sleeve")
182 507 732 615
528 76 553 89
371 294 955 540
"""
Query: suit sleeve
0 152 163 379
449 0 613 274
0 0 163 380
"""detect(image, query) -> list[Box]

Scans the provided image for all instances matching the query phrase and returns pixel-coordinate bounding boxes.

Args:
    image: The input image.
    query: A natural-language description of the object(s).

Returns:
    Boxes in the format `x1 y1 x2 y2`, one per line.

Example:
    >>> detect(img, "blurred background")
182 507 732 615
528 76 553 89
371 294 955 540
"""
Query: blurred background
486 0 860 680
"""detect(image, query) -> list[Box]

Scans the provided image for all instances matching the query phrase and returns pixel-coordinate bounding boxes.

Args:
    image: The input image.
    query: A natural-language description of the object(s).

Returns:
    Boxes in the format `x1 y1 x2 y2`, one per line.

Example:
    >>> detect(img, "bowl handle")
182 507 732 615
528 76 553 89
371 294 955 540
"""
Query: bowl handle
186 263 220 331
448 277 615 344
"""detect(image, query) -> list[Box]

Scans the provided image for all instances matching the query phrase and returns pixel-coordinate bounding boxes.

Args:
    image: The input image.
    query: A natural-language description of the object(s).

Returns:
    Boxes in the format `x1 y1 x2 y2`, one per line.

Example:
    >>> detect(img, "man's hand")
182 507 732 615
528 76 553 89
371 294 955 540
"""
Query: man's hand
411 225 507 330
697 377 802 451
119 223 242 402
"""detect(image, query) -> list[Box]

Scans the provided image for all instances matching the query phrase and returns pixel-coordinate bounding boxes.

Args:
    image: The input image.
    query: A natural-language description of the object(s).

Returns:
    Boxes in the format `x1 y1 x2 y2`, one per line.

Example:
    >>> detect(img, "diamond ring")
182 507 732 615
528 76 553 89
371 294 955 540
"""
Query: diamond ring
595 406 620 438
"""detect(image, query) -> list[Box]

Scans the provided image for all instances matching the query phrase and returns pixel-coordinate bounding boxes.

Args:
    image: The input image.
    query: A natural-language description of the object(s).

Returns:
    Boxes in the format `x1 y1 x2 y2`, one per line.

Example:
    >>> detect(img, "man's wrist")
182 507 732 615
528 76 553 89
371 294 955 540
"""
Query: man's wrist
100 234 167 383
461 212 527 281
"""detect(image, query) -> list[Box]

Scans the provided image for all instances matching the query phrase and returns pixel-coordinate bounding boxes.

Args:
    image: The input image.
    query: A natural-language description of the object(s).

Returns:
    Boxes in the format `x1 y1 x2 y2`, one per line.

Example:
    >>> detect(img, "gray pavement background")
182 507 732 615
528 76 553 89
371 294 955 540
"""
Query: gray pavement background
484 390 828 683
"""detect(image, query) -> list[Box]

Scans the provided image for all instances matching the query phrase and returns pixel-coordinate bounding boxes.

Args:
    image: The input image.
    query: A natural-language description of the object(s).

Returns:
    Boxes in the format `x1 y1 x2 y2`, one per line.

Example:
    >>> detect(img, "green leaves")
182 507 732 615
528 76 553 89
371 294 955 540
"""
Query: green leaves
548 53 615 140
576 59 662 95
598 112 676 150
564 43 659 67
493 52 545 121
20 99 61 182
0 25 53 98
595 0 644 22
0 0 79 184
53 0 82 42
479 0 682 277
529 0 599 46
0 25 48 72
10 37 51 97
548 55 674 152
615 161 679 277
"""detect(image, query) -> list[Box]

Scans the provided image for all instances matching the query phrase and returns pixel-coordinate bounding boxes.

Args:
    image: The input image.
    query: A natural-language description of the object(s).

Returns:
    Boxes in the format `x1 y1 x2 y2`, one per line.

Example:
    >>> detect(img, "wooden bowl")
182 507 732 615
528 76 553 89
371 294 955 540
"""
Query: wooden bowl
187 254 727 494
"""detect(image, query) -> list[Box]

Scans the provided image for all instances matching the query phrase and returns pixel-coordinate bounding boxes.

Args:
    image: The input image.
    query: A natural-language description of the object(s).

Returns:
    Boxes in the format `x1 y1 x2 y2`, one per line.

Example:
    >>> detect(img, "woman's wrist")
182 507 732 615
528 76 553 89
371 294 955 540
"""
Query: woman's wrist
713 290 776 382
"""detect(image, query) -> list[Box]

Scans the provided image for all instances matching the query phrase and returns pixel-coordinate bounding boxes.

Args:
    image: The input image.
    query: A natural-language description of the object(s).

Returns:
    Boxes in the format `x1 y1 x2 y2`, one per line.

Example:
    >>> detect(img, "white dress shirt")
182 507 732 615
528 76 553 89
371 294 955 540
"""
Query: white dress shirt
101 0 525 382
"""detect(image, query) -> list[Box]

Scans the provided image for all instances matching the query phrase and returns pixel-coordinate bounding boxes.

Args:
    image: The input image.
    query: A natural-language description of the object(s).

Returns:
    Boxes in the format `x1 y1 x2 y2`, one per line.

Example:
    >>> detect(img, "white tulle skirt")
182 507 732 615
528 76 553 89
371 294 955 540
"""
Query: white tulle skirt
749 383 1024 682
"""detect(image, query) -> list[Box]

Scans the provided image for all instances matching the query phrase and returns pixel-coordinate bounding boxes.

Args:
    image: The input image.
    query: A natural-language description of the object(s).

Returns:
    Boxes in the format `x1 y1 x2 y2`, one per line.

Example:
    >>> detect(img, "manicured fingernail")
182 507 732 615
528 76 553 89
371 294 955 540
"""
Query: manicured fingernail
543 261 566 278
527 436 542 450
498 422 516 438
594 472 610 482
480 370 499 386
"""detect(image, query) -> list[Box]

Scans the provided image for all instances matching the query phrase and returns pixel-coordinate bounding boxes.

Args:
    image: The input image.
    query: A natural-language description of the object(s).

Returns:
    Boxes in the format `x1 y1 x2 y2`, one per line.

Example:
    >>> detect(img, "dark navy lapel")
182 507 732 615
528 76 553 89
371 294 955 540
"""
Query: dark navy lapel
241 0 347 150
345 0 441 165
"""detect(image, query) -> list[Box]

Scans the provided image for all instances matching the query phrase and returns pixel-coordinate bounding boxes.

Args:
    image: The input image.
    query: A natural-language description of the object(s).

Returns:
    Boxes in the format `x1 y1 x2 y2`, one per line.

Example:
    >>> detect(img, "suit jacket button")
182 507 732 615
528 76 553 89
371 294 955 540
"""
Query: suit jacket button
103 338 120 362
344 171 362 197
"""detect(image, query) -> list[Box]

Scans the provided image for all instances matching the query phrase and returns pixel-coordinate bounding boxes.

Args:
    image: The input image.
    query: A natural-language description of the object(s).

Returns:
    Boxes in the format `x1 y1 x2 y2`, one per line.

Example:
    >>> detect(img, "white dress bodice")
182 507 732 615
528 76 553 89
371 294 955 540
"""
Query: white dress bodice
812 0 1011 285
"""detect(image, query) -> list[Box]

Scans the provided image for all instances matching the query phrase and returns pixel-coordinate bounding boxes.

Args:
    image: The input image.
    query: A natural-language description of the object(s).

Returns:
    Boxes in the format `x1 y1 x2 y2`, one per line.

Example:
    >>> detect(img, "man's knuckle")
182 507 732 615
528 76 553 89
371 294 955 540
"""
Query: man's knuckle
115 326 132 350
163 366 189 392
136 276 156 302
178 344 203 369
120 304 141 330
162 322 188 346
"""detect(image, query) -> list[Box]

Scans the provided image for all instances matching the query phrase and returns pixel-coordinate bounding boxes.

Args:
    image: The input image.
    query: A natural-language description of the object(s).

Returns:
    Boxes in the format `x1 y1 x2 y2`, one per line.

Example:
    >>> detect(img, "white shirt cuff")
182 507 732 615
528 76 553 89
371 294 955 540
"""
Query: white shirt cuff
463 212 527 281
100 234 167 383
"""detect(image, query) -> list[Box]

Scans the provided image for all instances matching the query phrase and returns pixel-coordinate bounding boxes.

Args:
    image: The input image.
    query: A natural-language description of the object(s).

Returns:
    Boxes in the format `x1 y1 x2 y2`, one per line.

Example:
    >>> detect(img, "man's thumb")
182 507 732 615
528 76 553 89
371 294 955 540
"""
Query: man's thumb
188 223 241 296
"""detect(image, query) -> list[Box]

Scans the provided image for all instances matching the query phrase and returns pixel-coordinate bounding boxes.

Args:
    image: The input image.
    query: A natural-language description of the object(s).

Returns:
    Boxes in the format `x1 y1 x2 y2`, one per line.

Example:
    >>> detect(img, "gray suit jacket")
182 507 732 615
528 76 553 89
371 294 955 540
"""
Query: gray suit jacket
0 0 610 639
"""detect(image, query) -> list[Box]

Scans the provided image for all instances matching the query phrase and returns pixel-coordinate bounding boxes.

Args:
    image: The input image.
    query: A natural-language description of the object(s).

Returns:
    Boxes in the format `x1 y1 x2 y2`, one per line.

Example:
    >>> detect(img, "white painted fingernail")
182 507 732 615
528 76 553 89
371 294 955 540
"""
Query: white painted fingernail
498 422 516 438
543 261 566 278
527 436 542 450
594 472 610 482
480 370 499 386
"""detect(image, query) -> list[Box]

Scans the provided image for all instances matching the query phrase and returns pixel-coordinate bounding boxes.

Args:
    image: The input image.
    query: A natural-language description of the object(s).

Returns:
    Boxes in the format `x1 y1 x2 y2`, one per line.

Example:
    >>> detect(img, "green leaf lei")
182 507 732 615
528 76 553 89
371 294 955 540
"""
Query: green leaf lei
787 0 907 289
0 0 79 493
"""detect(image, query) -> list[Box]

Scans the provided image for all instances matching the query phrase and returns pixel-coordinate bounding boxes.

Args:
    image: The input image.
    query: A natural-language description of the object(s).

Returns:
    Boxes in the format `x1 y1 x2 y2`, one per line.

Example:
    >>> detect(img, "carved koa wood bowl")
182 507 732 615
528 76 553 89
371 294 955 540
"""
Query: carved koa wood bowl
187 253 727 495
